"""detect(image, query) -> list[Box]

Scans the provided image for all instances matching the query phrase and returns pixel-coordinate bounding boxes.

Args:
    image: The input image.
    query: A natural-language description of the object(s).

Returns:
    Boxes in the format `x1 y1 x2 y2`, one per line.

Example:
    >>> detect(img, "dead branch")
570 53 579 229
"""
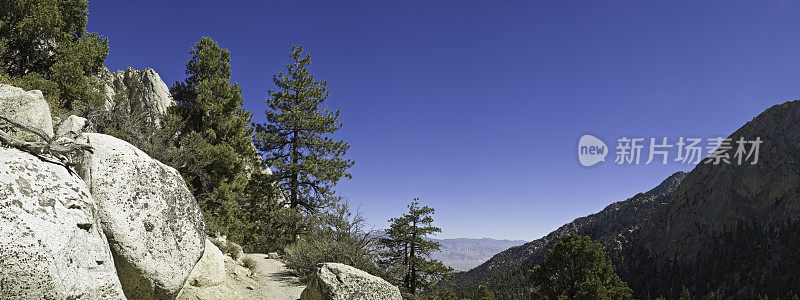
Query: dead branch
0 114 93 165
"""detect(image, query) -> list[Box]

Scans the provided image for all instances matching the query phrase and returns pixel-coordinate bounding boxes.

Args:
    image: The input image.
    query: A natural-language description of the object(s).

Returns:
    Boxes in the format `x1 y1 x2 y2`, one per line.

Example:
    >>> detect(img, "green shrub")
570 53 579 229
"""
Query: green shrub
284 200 381 280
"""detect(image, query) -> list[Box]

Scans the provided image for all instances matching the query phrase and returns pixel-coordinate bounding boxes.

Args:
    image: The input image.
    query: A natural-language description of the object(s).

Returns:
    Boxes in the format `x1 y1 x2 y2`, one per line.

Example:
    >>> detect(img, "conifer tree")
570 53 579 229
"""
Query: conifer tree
0 0 108 112
167 37 257 238
478 285 496 300
529 233 632 300
255 45 353 211
381 198 453 297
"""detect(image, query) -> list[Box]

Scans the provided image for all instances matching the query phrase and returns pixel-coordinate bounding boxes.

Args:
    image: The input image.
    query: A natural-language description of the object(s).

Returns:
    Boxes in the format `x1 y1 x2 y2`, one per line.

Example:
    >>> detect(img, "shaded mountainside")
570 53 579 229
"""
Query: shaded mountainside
450 100 800 299
448 171 687 297
427 238 527 271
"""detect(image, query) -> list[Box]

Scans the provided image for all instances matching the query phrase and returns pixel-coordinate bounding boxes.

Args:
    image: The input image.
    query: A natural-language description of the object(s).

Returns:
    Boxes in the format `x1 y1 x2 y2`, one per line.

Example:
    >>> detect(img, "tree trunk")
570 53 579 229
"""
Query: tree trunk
290 128 299 208
410 218 417 295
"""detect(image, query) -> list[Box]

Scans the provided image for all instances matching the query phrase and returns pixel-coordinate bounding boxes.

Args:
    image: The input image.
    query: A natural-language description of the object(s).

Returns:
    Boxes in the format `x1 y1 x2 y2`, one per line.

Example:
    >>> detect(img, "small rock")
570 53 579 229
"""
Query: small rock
55 115 87 139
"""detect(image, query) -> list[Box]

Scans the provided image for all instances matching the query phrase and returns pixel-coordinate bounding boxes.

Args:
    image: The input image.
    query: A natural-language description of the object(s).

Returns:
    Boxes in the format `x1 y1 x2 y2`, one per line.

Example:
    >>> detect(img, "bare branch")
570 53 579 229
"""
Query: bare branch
0 114 52 142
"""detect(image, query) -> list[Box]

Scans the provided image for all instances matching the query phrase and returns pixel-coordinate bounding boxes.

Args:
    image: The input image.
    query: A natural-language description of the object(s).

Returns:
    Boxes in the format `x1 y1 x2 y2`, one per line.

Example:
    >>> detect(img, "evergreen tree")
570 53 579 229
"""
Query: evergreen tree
255 45 353 212
0 0 108 112
529 233 632 300
478 285 496 300
441 289 459 300
380 198 453 297
167 37 258 239
680 286 691 300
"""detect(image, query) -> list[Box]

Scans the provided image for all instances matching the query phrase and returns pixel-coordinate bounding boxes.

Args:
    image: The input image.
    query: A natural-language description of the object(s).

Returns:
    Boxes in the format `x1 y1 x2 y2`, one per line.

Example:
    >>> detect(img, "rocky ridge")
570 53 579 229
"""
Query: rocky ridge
100 67 173 123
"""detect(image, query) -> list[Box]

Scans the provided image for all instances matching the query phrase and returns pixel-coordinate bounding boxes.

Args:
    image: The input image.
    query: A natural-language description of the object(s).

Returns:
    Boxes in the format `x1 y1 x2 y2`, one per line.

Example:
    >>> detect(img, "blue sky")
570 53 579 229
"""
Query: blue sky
88 1 800 241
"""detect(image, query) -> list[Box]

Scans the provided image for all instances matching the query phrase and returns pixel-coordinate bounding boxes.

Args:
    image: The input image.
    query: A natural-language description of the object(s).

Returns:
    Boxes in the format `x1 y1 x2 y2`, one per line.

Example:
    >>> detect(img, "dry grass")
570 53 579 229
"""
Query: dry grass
241 255 258 272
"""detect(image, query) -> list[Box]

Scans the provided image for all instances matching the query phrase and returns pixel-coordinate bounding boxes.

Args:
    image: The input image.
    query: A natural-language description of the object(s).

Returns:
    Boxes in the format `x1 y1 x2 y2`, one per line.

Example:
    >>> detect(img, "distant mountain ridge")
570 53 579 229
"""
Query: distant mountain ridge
448 171 687 296
426 238 527 271
449 100 800 299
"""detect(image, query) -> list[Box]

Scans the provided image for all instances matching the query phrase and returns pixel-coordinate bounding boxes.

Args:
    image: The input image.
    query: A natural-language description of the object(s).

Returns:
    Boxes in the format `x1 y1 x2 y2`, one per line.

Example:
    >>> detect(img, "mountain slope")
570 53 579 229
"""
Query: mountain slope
428 238 527 271
450 100 800 299
448 171 687 297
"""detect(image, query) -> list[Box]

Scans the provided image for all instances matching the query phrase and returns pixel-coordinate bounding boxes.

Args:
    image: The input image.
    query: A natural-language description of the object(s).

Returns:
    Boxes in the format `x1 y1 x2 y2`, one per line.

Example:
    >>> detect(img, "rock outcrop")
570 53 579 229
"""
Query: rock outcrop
101 67 173 116
81 132 205 299
0 84 53 142
301 263 402 300
0 147 125 299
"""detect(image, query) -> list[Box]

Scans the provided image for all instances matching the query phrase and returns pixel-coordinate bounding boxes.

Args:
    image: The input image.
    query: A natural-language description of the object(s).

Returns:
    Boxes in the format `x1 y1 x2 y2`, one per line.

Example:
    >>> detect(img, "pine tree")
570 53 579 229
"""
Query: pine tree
380 198 454 297
255 45 353 212
529 233 632 300
0 0 108 112
478 285 497 300
441 289 459 300
167 37 258 239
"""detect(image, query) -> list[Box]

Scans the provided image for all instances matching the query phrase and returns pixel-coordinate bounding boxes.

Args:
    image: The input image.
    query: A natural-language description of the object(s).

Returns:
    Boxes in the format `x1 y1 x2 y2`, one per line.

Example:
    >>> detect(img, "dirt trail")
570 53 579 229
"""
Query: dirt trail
178 253 305 300
250 254 306 300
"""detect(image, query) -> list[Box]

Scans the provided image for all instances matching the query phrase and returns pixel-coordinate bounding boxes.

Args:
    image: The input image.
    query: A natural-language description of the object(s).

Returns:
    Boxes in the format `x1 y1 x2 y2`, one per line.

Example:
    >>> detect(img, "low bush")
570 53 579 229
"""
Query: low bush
284 200 381 280
240 255 258 272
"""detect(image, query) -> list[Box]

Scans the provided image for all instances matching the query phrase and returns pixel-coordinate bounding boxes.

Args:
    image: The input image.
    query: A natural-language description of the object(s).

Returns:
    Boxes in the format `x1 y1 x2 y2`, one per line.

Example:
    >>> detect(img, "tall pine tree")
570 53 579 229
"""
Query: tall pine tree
381 198 453 297
255 45 353 211
167 37 257 239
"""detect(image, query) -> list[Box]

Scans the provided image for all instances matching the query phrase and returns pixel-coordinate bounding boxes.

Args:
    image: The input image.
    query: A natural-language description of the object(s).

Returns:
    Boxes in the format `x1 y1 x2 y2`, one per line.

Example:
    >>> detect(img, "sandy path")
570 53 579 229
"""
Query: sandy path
177 253 305 300
248 254 306 300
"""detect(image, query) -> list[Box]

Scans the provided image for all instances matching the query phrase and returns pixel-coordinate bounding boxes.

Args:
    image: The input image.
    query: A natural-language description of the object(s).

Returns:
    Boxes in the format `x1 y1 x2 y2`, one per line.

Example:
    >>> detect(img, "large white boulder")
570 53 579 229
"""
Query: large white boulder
300 263 402 300
0 147 125 299
81 133 205 299
0 84 53 141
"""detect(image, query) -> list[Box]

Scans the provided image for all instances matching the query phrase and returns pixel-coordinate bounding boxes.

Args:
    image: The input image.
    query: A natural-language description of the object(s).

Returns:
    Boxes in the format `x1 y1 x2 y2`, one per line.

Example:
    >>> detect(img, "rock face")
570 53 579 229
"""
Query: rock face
301 263 402 300
101 67 173 116
81 133 205 299
0 147 125 299
0 84 53 141
185 239 226 288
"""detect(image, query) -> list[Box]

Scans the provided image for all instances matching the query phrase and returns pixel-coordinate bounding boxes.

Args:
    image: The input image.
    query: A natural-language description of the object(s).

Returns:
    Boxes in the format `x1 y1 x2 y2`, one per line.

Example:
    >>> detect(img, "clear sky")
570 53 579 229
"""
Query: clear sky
88 1 800 241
